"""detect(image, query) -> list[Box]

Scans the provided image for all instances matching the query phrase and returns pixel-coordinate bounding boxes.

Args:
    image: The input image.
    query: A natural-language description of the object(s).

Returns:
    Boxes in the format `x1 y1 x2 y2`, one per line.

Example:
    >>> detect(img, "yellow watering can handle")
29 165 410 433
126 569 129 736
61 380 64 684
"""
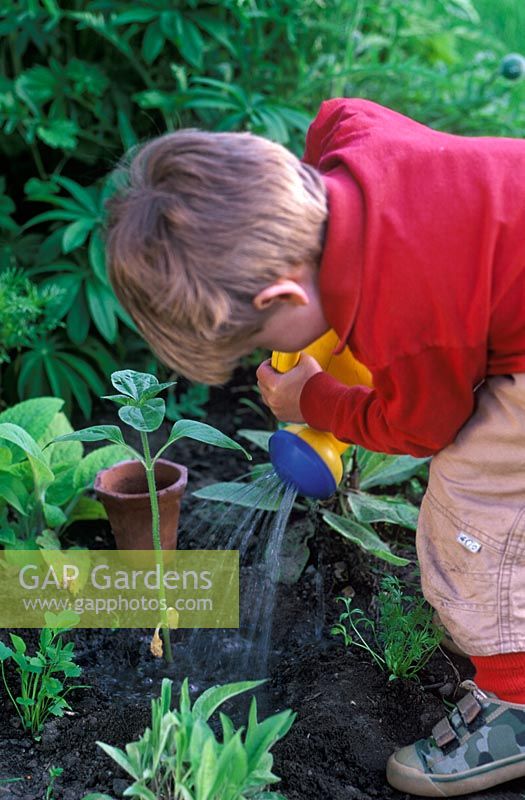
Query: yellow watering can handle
271 351 301 374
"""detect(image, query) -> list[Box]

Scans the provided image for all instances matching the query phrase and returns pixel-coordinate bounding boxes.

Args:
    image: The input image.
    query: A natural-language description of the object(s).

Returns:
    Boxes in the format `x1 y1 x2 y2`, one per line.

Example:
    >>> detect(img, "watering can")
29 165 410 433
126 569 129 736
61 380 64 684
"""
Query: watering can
269 330 373 499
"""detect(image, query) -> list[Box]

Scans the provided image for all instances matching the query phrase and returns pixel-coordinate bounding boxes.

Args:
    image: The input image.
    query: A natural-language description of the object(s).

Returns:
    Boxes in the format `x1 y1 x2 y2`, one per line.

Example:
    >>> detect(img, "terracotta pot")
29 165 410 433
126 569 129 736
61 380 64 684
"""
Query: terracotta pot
94 459 188 551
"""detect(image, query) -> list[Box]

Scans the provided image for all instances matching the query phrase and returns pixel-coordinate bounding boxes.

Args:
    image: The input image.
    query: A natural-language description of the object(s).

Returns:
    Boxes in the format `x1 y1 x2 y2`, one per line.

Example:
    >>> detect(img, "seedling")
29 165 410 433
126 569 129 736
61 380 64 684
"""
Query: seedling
0 612 86 739
54 370 250 662
82 677 293 800
45 766 63 800
331 575 443 681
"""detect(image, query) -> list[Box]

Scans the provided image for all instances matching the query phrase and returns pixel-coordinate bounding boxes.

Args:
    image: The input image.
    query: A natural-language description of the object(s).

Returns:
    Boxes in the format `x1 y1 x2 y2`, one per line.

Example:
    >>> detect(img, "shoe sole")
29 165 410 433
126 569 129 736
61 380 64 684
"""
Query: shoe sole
387 751 525 797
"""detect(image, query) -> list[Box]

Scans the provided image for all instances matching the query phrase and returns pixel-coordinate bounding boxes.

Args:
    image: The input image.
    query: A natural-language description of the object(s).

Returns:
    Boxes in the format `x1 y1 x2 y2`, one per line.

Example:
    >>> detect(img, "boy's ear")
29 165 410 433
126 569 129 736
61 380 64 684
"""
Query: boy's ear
252 278 309 310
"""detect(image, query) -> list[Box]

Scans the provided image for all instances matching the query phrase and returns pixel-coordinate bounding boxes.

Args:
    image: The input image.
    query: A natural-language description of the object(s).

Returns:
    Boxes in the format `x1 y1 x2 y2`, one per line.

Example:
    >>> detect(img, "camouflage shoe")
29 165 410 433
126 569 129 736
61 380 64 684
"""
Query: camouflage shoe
386 680 525 797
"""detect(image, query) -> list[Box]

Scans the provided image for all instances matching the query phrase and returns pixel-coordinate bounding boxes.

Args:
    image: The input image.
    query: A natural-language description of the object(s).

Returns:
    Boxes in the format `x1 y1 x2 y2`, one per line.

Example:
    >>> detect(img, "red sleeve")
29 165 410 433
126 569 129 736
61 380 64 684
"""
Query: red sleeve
299 344 486 457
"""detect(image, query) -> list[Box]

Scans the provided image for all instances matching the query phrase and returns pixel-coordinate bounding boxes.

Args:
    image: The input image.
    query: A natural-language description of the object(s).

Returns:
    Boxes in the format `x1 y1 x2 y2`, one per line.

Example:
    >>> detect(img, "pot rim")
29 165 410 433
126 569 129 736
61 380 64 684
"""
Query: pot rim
94 458 188 501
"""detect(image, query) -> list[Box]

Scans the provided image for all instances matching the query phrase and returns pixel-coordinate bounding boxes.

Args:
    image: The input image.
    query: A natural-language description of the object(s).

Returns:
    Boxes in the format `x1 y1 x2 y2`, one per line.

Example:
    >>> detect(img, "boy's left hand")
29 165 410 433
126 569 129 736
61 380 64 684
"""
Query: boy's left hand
256 354 322 423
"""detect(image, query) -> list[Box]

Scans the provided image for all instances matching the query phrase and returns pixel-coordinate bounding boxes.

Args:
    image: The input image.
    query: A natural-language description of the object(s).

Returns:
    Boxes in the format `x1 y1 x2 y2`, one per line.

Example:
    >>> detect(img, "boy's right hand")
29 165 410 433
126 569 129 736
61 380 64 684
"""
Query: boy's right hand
256 354 322 423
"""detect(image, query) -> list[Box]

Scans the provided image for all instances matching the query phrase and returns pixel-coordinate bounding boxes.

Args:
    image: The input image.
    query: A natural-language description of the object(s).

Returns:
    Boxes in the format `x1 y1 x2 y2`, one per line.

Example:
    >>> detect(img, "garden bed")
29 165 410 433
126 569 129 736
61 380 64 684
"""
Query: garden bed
0 377 523 800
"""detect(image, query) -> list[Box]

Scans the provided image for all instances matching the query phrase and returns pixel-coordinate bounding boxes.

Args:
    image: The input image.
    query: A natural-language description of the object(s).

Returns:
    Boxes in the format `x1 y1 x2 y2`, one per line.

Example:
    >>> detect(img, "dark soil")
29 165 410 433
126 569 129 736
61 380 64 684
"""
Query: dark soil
0 372 523 800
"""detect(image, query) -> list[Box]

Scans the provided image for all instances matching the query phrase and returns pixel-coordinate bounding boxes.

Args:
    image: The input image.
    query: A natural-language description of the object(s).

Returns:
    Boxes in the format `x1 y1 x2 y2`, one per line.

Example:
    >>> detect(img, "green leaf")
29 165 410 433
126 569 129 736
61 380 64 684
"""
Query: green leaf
67 496 107 524
88 229 108 283
81 794 115 800
9 633 26 654
118 399 165 432
67 291 90 345
347 491 419 531
45 465 77 507
212 731 248 795
0 641 14 661
82 792 114 800
35 529 62 549
193 680 265 722
15 66 57 104
0 473 29 514
0 423 54 488
36 118 79 150
117 109 138 151
73 445 130 491
357 448 429 491
0 398 64 443
16 697 35 708
0 528 17 547
43 503 67 528
96 742 139 780
62 218 94 253
322 512 410 566
194 737 217 800
86 280 117 342
238 429 271 452
40 411 83 470
53 426 127 447
193 482 280 511
142 20 165 64
44 610 81 631
166 420 250 458
110 370 161 401
54 175 99 215
113 8 159 23
177 15 204 68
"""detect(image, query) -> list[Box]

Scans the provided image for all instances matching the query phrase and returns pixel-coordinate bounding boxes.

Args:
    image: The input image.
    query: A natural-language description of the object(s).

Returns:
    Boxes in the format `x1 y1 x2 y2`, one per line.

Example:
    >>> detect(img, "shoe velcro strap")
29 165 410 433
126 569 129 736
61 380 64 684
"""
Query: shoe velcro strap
431 717 458 748
456 693 482 726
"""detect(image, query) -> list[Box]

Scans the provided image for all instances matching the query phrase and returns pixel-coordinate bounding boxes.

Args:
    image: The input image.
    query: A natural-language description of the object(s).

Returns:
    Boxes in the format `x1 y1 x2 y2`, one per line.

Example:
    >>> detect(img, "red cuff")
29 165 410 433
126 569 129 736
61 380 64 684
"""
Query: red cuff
300 371 370 438
471 653 525 704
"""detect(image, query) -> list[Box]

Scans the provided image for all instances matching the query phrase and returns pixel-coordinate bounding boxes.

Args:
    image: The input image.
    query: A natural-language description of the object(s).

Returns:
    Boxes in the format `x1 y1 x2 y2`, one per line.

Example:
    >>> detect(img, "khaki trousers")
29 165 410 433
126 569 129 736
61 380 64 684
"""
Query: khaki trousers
416 373 525 656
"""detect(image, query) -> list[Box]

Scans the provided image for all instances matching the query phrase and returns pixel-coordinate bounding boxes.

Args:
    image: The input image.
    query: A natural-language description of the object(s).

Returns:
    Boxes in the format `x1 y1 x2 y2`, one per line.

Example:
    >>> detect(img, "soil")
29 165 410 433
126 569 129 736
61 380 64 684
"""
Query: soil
0 371 523 800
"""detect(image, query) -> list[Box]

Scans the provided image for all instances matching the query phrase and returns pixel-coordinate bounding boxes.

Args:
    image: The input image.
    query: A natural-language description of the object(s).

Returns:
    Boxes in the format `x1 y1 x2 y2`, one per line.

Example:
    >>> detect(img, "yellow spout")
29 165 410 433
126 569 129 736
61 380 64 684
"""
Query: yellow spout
270 330 373 493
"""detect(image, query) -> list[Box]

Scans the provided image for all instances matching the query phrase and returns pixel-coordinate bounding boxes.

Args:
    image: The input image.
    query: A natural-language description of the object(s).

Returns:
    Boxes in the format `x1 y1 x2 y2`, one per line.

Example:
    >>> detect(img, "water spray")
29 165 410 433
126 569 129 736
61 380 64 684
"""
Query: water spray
269 330 373 500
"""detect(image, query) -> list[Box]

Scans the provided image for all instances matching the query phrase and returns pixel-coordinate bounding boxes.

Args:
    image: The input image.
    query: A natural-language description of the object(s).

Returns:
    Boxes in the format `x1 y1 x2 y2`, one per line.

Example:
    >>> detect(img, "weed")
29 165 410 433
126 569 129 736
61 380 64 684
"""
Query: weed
0 614 86 739
45 766 63 800
331 576 443 681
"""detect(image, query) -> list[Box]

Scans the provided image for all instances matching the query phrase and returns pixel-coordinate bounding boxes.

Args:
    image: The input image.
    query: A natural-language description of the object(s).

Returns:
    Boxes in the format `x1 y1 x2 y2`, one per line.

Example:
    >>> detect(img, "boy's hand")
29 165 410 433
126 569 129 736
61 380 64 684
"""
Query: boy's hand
256 354 322 423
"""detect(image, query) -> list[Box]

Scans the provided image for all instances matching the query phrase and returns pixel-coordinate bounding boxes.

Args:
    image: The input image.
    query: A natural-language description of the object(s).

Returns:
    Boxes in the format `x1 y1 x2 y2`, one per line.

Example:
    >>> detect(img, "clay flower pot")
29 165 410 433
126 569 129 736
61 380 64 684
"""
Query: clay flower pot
94 458 188 550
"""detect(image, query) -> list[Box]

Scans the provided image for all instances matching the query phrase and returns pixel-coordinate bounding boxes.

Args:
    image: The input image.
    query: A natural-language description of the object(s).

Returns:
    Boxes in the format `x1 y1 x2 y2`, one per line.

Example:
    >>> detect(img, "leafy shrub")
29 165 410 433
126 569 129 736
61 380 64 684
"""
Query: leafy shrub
0 612 85 739
82 677 294 800
0 266 62 365
331 575 443 680
0 396 128 551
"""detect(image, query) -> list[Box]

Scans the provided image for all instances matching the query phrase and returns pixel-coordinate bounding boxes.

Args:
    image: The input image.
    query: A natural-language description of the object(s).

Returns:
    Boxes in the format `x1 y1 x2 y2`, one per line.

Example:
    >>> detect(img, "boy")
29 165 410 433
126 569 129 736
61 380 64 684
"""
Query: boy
105 98 525 796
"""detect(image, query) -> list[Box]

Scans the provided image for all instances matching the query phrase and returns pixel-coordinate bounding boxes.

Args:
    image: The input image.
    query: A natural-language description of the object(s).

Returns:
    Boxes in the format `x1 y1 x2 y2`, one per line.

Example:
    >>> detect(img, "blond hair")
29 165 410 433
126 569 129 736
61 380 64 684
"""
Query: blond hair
104 129 327 384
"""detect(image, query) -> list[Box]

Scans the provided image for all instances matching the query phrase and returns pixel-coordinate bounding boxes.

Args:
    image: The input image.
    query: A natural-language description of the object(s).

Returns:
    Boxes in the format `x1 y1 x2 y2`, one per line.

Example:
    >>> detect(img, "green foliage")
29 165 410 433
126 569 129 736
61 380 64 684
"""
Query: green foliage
22 175 136 345
1 0 524 417
0 267 62 365
54 369 250 662
0 397 128 550
320 447 428 565
45 765 63 800
57 370 250 459
0 614 85 739
82 676 294 800
331 576 443 681
194 431 421 565
166 383 210 422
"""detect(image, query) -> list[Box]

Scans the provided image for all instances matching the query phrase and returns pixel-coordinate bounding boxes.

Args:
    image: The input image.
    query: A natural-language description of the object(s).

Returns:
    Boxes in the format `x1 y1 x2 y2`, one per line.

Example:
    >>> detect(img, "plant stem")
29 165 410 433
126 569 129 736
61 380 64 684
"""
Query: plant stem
140 432 173 663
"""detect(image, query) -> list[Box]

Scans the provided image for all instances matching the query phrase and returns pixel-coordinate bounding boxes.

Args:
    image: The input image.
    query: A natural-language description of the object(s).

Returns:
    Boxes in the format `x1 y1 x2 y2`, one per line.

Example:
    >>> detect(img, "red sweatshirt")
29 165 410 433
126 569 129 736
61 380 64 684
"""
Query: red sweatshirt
299 98 525 457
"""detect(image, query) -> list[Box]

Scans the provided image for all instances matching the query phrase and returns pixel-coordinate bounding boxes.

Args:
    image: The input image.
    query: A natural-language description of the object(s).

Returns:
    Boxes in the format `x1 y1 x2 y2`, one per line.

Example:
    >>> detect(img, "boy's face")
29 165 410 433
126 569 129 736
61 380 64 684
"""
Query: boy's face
247 267 329 355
